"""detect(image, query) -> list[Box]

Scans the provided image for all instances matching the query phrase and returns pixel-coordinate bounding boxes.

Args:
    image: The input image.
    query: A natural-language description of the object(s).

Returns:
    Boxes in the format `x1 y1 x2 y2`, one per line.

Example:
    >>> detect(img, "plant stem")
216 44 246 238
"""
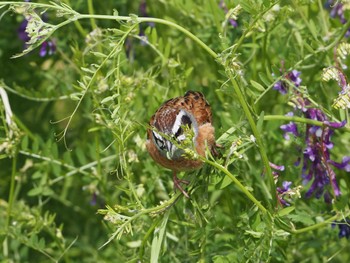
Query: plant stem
264 115 350 132
229 76 276 204
87 0 97 30
4 149 19 256
293 214 339 234
77 14 219 59
204 158 268 214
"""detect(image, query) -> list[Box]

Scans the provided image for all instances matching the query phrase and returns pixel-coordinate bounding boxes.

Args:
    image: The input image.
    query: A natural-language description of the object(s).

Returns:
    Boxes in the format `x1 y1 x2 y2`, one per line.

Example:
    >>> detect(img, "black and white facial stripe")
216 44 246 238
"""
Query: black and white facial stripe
171 110 193 142
152 130 166 150
152 110 198 158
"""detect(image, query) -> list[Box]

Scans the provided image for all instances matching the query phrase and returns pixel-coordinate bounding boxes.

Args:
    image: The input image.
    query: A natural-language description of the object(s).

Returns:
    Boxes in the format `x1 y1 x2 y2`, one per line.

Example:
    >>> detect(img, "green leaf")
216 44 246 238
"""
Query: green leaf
21 135 29 150
28 186 43 196
90 51 108 58
288 212 315 226
250 80 265 92
129 13 139 23
32 138 40 153
258 72 272 86
101 96 114 104
245 230 263 238
304 42 315 54
150 27 158 44
151 210 170 263
81 67 96 74
308 19 318 40
126 240 142 248
75 147 87 165
217 174 234 189
70 92 82 101
277 206 295 217
274 229 291 237
239 0 258 14
42 187 54 196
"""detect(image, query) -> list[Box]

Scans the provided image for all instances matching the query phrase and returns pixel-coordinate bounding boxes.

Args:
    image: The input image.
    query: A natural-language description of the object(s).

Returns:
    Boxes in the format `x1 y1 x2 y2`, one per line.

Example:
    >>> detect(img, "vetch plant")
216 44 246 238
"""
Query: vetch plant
0 1 350 262
274 69 348 202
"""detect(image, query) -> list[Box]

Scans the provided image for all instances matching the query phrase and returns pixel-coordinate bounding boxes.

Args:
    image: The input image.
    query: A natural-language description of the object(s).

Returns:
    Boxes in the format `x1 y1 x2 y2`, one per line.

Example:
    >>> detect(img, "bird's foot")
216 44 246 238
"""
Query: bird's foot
173 172 190 198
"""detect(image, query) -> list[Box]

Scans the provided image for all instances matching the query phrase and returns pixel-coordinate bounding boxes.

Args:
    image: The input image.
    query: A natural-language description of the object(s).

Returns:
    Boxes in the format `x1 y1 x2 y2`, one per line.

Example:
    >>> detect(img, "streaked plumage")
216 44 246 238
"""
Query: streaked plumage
146 91 216 197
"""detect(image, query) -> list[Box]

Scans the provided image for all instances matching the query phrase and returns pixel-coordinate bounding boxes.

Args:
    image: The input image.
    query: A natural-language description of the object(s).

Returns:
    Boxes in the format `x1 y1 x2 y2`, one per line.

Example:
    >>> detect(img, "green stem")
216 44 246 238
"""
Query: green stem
293 213 339 234
204 158 267 214
87 0 97 30
317 0 329 36
5 149 18 237
291 0 319 42
77 14 218 59
63 0 87 37
264 115 350 133
99 191 183 249
76 10 275 206
229 76 276 204
231 2 279 55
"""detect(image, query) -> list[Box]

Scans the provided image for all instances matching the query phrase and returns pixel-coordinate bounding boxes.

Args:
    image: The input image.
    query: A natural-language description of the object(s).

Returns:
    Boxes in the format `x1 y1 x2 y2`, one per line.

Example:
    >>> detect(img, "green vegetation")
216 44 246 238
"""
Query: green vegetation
0 1 350 262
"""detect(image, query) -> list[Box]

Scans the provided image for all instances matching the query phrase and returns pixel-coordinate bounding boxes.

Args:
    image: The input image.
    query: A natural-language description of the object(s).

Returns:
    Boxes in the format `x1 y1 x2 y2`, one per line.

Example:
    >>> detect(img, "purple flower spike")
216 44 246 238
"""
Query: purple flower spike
274 67 346 202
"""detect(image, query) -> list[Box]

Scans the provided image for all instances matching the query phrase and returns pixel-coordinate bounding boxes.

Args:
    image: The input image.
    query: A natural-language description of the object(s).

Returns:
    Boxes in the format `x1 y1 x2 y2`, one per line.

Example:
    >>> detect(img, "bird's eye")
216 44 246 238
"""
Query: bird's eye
181 114 192 127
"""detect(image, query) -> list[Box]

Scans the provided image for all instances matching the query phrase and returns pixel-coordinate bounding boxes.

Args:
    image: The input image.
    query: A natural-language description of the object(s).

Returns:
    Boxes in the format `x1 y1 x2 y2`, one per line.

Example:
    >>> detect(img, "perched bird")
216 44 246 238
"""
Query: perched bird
146 91 216 197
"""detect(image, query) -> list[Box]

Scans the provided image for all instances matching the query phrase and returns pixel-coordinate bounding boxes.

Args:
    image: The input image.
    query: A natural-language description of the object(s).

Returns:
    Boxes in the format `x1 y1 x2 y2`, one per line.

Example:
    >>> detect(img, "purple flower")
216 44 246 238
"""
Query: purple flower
288 70 302 86
18 20 30 42
273 81 288 95
17 14 56 57
325 0 350 37
219 0 238 28
276 70 348 202
329 156 350 172
90 192 97 206
277 181 292 206
39 40 56 57
301 108 345 201
274 70 302 95
270 162 285 171
324 120 347 128
280 112 299 140
267 162 285 179
333 219 350 239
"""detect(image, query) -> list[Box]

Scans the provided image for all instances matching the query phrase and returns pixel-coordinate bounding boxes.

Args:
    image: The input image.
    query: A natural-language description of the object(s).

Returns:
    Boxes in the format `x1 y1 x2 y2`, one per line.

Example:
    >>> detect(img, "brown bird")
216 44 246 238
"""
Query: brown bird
146 91 216 197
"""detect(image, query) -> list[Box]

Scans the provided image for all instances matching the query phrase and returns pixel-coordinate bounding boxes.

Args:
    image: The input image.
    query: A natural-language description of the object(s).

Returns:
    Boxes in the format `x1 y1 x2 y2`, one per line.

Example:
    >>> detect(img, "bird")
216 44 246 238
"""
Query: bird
146 91 217 197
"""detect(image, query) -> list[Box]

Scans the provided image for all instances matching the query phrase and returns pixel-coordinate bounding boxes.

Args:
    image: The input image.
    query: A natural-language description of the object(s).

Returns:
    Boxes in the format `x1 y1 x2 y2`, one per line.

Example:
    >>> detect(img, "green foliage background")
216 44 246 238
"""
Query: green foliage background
0 0 350 262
